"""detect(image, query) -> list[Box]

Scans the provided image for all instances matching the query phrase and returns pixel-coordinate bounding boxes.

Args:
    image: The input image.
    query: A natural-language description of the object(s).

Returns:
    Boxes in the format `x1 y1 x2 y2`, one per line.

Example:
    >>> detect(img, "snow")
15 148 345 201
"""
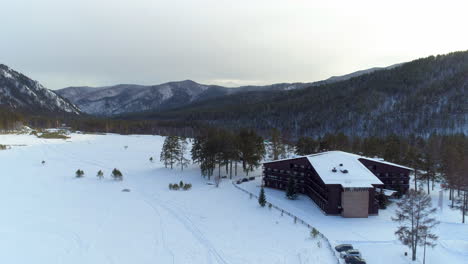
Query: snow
306 151 383 187
0 133 336 264
240 178 468 264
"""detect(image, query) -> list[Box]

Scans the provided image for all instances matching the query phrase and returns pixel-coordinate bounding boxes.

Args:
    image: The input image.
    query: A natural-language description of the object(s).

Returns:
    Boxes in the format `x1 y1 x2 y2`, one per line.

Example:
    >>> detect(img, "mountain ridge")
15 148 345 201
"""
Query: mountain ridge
56 65 399 116
0 64 80 115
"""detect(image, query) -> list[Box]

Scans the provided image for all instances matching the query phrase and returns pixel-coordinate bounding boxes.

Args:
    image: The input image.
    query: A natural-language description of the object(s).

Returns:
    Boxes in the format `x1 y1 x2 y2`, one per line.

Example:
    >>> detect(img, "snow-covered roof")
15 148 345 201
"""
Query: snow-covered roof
358 156 413 171
306 151 383 188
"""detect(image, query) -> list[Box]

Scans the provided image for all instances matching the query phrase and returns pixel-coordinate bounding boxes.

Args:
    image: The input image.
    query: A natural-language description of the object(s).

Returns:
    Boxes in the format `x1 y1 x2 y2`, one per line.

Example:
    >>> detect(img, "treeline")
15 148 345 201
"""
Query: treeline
191 128 265 179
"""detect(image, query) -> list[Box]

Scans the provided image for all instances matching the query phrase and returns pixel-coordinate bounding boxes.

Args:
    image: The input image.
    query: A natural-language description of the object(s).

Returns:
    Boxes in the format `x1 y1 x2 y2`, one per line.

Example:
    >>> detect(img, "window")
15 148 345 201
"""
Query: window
300 165 305 169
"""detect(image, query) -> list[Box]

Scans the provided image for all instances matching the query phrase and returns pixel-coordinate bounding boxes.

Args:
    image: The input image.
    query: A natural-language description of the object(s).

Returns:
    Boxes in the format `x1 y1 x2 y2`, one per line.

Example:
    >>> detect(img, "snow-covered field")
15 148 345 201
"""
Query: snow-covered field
241 176 468 264
0 133 336 264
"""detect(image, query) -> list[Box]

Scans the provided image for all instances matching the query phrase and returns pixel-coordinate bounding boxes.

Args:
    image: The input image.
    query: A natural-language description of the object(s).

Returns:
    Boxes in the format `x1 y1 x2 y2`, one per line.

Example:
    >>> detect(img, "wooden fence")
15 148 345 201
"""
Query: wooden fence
232 177 342 264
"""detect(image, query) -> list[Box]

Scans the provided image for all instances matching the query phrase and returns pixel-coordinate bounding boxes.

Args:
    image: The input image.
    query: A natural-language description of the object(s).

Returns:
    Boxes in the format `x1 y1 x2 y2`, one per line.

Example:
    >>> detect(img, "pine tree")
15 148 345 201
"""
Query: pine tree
75 169 84 178
268 128 286 160
97 170 104 179
149 157 153 163
295 137 317 155
111 168 123 181
177 137 190 171
258 187 267 207
286 177 297 200
160 136 181 169
238 129 265 176
392 189 439 261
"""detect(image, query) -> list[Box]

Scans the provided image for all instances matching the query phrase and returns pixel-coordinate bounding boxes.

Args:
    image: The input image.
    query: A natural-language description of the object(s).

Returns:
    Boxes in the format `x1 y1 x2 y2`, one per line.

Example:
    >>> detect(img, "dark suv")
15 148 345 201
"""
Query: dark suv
334 244 353 252
345 256 366 264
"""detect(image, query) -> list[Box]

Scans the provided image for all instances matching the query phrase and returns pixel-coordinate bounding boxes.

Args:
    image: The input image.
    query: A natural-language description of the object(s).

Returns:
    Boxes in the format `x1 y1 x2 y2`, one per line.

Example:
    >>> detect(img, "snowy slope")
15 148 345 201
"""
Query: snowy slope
0 134 336 264
0 64 80 114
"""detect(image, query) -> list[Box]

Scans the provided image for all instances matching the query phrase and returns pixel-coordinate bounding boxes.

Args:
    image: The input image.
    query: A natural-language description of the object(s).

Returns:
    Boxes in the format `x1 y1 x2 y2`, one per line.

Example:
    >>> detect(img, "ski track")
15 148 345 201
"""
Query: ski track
136 188 229 264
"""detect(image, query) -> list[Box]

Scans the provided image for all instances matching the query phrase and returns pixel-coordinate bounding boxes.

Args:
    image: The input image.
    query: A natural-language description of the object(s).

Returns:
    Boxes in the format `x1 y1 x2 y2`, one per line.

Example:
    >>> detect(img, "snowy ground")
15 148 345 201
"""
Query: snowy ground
241 175 468 264
0 133 336 264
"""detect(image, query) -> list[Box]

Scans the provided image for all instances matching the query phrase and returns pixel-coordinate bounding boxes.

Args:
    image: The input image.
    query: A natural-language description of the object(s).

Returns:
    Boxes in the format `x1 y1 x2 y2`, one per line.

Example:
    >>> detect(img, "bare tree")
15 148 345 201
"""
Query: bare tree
392 189 439 261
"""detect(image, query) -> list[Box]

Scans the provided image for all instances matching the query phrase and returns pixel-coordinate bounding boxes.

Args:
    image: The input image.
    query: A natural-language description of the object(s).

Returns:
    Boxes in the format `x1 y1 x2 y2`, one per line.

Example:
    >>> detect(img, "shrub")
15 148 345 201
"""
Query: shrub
169 183 174 190
0 144 7 150
183 183 192 190
172 184 180 190
310 228 320 239
38 132 69 139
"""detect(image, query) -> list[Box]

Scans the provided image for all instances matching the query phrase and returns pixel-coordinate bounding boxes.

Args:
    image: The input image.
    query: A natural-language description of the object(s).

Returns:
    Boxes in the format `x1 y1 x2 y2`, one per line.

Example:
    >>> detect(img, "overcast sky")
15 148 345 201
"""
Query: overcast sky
2 0 468 89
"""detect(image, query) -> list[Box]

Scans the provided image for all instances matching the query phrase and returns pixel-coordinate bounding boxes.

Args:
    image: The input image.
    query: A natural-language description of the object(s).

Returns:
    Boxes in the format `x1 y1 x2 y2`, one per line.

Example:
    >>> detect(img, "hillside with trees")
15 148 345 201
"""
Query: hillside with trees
133 51 468 138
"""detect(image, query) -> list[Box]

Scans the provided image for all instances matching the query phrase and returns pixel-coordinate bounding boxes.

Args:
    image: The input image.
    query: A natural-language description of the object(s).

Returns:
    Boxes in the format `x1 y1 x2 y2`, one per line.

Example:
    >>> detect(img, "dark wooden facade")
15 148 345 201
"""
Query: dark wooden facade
263 155 411 216
358 159 411 194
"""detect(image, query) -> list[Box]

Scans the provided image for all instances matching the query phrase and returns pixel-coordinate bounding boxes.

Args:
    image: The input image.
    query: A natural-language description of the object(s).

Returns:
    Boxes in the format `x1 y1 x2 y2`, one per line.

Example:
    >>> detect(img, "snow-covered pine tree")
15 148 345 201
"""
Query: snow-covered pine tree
392 189 439 261
286 177 297 200
258 187 266 207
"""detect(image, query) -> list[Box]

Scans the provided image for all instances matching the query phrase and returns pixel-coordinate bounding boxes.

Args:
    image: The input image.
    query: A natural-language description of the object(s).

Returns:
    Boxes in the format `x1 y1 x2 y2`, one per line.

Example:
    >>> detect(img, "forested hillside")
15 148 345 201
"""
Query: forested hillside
134 51 468 138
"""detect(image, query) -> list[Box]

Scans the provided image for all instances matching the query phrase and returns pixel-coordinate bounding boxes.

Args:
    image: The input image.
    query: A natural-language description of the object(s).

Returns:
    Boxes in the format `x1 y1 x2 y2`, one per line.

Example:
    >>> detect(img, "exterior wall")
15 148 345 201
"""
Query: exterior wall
358 159 411 194
341 188 370 218
263 157 338 214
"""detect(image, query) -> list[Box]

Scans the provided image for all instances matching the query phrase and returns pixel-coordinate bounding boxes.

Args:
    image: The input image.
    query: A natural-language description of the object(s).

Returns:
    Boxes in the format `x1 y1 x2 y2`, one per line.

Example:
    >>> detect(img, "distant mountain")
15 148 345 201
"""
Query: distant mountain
57 65 393 116
133 51 468 137
0 64 80 115
56 81 313 116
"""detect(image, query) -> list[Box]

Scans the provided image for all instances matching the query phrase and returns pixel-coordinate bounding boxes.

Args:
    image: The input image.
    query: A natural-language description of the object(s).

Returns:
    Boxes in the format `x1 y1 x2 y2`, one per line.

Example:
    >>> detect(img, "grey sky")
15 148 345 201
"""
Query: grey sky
2 0 468 89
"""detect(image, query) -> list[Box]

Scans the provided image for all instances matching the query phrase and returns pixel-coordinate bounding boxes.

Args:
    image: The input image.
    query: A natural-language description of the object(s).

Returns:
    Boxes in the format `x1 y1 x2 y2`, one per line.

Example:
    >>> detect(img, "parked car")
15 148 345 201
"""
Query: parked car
345 256 366 264
248 176 255 181
334 244 353 252
241 178 249 183
340 249 361 259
